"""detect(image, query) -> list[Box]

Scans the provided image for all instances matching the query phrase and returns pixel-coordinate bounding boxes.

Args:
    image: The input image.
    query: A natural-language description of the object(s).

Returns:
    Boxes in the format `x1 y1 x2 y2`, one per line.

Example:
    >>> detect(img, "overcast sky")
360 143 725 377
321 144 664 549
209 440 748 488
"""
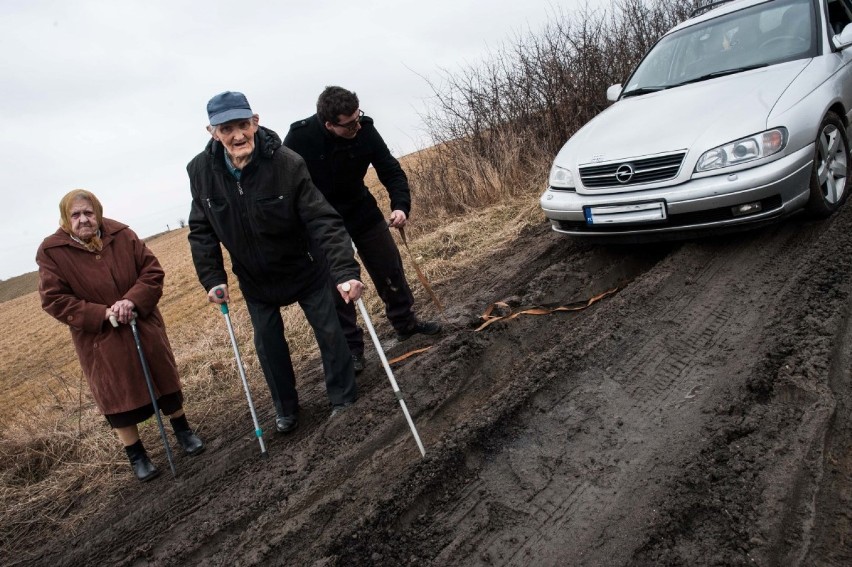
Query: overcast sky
1 0 595 280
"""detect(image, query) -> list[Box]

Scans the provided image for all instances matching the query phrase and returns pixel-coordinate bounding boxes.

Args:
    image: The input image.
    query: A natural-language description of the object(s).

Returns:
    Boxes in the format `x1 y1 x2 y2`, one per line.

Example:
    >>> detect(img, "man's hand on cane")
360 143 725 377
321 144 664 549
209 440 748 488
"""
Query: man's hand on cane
337 280 363 303
208 284 229 304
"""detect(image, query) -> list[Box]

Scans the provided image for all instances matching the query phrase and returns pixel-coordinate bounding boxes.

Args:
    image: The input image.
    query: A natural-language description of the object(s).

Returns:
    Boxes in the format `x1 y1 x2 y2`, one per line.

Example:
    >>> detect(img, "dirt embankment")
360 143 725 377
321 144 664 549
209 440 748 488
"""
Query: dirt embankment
9 206 852 567
0 271 38 304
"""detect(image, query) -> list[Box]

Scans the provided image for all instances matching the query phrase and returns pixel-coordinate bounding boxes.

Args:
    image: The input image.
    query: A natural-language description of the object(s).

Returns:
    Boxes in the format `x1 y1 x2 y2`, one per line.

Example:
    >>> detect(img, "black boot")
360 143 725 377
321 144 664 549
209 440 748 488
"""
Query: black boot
351 352 366 374
124 440 159 482
396 320 442 341
170 415 205 456
174 430 205 455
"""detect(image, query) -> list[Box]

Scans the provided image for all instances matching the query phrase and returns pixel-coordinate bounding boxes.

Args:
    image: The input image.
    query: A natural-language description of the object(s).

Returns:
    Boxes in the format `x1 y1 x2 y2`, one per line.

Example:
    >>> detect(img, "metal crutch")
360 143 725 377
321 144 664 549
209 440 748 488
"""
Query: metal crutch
110 313 177 478
214 289 268 457
342 281 426 457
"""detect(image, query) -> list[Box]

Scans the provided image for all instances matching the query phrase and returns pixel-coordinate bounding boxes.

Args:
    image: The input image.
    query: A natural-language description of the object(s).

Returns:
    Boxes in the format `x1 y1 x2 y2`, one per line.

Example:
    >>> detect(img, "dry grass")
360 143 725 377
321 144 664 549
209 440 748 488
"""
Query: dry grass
403 134 552 222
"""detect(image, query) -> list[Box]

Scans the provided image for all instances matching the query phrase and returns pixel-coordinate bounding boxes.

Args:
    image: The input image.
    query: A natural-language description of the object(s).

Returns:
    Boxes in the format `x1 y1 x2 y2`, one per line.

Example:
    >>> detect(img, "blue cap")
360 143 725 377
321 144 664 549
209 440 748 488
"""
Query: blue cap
207 91 253 126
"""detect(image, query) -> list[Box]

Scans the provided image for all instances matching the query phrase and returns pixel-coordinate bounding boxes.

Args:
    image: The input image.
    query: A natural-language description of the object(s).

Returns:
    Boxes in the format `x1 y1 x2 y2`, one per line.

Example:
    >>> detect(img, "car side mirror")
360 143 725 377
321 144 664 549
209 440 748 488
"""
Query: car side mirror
832 23 852 49
606 84 623 102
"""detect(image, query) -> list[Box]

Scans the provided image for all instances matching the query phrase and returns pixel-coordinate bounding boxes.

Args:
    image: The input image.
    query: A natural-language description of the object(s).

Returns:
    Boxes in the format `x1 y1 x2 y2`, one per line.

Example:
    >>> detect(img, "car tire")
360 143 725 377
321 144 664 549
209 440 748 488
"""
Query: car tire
806 111 851 218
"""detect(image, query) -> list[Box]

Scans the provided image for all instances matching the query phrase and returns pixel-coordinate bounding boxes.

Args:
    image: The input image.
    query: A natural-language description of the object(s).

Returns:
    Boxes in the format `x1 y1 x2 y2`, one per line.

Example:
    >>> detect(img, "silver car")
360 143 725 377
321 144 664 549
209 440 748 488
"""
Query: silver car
541 0 852 238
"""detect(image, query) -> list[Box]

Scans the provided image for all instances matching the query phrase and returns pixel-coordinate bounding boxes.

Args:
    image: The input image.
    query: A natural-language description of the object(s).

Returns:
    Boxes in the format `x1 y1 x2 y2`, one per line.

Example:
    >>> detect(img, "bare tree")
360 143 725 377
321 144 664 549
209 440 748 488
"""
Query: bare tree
409 0 694 222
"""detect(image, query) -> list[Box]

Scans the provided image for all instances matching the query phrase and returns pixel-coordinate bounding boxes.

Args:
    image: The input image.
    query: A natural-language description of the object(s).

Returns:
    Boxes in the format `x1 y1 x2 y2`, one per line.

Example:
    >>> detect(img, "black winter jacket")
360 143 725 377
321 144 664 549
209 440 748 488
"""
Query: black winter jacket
187 126 359 305
283 115 411 237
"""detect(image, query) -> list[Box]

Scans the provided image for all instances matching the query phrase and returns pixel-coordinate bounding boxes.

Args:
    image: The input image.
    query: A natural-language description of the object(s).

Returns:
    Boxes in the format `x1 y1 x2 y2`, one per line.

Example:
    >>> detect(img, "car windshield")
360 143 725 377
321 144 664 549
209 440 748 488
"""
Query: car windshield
622 0 817 96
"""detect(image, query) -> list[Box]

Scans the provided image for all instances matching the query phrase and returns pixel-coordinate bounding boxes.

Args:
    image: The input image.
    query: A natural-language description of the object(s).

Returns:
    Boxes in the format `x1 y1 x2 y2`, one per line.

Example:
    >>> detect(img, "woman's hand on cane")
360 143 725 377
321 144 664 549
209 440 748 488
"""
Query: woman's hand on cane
109 299 136 324
337 280 363 303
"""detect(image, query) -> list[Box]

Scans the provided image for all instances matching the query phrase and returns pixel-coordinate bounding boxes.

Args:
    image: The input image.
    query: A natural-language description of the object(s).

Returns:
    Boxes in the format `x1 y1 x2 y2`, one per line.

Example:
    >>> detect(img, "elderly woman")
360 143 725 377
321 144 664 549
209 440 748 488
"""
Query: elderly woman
36 189 204 482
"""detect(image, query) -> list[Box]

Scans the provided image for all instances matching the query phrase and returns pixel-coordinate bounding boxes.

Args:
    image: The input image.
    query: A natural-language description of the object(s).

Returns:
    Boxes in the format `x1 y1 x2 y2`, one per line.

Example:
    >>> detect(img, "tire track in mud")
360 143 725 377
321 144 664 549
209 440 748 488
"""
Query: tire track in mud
21 213 852 566
334 214 850 566
319 236 683 565
450 240 803 565
802 283 852 566
564 231 814 565
631 212 852 567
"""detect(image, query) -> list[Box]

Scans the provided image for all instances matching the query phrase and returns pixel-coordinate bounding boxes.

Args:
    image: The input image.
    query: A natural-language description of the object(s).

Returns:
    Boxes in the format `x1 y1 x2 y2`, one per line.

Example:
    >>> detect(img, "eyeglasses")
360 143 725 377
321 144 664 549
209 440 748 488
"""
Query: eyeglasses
334 109 364 131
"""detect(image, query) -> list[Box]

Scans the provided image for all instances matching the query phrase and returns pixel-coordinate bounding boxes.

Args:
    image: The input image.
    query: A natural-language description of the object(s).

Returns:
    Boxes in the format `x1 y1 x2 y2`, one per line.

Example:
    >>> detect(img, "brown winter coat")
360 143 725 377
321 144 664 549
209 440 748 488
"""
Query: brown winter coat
36 219 181 415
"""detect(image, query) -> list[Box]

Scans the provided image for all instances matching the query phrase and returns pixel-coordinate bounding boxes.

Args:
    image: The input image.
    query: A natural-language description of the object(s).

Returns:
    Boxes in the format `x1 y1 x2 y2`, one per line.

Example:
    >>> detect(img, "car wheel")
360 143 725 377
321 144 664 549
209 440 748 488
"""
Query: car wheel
807 112 851 217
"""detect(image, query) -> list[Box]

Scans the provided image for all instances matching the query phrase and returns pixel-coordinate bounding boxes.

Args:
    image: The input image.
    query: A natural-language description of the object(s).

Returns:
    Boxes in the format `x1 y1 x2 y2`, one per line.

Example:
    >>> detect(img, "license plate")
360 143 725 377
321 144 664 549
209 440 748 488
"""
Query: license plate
584 201 667 225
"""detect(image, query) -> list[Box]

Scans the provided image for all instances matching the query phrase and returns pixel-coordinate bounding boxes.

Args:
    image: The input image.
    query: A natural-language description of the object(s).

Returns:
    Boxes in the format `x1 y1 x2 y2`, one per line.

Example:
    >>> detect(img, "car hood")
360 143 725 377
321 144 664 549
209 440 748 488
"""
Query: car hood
557 60 811 167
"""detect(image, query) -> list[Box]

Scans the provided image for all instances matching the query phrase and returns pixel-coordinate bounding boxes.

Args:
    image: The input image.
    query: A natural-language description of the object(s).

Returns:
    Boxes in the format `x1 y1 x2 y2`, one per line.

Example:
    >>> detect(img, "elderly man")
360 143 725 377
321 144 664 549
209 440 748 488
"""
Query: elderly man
187 91 363 432
284 86 441 374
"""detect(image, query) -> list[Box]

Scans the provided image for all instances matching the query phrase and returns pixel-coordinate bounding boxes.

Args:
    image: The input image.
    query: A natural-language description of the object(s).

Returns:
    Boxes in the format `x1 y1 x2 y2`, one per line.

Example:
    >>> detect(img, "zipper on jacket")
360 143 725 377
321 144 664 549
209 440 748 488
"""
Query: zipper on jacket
307 251 314 262
236 181 244 195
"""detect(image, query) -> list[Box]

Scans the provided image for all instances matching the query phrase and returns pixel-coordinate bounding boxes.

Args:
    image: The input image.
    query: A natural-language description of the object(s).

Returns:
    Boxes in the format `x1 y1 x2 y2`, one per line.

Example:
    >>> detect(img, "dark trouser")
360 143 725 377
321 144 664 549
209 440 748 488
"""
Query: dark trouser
246 285 357 417
335 220 416 355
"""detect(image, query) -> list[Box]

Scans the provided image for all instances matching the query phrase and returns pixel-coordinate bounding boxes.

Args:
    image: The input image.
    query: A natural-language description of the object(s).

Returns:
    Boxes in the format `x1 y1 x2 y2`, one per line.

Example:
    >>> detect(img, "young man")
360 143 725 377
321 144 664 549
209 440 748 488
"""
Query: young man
187 91 363 433
284 86 441 374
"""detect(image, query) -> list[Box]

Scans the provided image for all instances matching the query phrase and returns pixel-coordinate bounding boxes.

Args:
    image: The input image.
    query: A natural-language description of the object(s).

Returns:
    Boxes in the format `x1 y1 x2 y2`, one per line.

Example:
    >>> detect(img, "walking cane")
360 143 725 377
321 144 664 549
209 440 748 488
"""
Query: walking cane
214 289 268 457
110 313 177 478
342 282 426 457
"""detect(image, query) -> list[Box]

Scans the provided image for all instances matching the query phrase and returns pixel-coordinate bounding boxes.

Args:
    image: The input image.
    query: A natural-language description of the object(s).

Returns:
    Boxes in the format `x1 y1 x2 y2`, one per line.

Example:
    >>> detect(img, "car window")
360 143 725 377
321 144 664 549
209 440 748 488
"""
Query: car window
623 0 817 95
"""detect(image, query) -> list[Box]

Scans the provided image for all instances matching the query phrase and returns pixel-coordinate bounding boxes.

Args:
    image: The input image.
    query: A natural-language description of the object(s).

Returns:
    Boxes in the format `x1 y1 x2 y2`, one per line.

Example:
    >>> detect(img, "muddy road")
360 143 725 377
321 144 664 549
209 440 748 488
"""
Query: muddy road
13 206 852 567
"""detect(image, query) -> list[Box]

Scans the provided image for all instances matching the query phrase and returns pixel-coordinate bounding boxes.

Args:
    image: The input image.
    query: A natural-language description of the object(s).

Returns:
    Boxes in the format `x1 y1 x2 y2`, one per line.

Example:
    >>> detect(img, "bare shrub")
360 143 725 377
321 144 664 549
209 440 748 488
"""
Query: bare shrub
409 0 694 224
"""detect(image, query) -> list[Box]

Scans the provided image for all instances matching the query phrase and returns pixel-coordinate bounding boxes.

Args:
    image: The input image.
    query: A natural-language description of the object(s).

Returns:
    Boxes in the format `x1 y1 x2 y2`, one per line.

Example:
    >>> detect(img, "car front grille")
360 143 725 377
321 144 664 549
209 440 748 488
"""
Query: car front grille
580 152 686 188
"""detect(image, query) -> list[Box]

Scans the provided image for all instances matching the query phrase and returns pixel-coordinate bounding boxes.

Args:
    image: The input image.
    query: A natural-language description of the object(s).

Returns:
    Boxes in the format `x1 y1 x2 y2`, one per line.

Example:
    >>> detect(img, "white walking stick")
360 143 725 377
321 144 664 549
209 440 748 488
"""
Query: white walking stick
342 282 426 457
215 289 268 458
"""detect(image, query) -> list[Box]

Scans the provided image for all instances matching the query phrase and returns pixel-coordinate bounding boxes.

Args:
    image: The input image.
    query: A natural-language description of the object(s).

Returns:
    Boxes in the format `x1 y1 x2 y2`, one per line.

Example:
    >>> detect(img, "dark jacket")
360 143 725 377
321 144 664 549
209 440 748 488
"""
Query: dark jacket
36 219 181 415
186 126 359 305
283 115 411 237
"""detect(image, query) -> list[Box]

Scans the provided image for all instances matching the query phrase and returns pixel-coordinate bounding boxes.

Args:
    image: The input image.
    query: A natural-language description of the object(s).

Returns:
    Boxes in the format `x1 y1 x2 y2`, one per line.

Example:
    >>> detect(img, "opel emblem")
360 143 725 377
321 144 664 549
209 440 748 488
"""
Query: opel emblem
615 164 634 183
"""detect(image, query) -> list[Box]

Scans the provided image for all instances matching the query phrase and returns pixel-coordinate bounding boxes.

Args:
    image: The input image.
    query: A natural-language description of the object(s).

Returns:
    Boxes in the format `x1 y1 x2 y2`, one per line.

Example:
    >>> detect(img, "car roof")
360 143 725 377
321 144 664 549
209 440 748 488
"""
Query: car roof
669 0 778 33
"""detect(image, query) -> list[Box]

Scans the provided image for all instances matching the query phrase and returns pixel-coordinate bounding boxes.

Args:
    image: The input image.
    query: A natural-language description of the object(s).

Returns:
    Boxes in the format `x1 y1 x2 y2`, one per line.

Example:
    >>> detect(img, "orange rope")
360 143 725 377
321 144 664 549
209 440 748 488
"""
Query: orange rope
385 288 619 366
388 346 433 365
475 287 619 331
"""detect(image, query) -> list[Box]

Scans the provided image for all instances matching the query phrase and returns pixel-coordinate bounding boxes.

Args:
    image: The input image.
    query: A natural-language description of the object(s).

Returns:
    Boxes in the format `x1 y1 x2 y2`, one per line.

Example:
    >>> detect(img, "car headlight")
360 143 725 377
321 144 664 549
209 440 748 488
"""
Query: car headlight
695 128 787 172
549 164 576 189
